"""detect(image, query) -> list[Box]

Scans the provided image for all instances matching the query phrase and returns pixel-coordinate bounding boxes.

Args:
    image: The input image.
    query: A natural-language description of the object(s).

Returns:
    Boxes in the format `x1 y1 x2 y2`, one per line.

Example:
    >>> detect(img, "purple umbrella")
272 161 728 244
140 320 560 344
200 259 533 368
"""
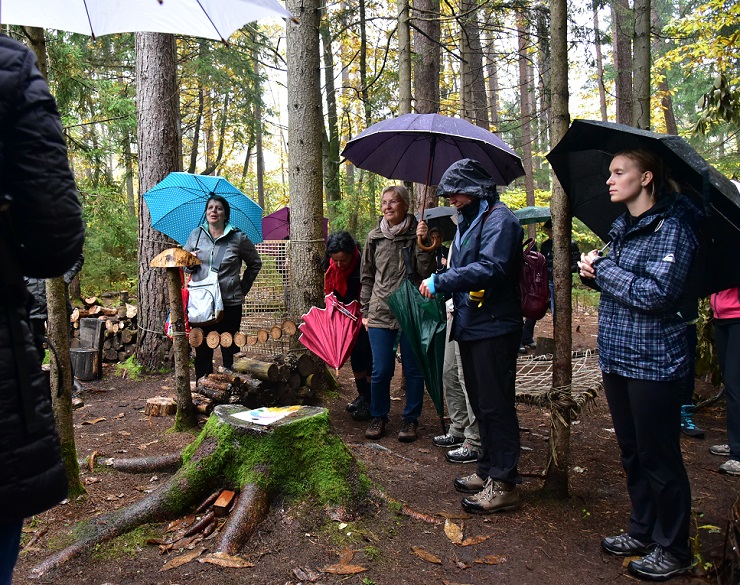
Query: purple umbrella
262 206 328 241
340 113 525 187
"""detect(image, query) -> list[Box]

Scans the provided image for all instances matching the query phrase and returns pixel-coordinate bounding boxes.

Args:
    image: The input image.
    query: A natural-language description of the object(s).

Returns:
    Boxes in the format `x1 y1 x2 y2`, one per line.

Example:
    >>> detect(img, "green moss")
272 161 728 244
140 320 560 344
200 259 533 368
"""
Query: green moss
168 408 369 511
89 523 162 561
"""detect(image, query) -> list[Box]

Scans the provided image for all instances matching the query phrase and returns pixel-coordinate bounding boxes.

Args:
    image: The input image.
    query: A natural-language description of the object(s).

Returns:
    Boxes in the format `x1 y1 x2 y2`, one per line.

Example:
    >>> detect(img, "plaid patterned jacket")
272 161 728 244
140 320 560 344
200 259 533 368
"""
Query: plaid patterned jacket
593 194 700 381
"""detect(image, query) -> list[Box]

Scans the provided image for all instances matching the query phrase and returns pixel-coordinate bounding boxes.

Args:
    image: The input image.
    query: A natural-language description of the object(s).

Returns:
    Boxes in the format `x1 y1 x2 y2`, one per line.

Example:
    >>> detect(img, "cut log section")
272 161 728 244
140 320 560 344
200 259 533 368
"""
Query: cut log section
189 327 204 348
220 331 233 348
233 332 247 348
206 331 221 349
247 335 258 346
145 396 177 417
270 326 282 340
281 319 297 337
256 329 269 343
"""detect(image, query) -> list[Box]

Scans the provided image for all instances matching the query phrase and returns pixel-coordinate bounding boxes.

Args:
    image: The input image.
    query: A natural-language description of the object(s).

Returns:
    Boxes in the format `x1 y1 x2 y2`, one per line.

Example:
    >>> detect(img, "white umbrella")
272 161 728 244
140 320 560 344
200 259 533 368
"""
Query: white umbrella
0 0 293 41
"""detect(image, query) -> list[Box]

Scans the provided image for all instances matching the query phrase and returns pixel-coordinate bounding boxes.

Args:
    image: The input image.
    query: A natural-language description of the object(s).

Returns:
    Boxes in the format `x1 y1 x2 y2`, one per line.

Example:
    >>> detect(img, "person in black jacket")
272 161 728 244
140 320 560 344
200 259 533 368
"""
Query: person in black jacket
0 35 84 583
419 159 523 514
324 231 373 420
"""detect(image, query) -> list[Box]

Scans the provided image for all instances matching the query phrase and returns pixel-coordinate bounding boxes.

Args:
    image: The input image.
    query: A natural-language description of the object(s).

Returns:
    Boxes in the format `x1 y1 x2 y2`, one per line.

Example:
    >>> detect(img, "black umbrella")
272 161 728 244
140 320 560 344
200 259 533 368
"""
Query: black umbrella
546 119 740 296
415 206 458 242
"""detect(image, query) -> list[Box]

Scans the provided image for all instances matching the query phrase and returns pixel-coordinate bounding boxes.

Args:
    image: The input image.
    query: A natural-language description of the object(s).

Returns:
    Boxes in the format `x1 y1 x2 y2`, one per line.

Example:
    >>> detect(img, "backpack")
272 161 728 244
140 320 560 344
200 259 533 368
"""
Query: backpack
520 238 550 320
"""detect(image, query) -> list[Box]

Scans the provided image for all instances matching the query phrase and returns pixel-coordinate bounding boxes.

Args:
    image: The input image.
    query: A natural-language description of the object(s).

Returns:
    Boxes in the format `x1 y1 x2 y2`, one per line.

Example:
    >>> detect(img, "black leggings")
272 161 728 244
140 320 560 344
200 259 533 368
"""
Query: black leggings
193 304 242 379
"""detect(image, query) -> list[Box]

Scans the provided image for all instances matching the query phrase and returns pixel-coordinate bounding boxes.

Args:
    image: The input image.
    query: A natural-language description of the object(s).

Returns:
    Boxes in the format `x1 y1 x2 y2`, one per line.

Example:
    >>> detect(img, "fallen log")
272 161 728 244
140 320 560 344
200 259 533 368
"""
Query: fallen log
215 482 270 555
32 405 366 577
231 356 279 382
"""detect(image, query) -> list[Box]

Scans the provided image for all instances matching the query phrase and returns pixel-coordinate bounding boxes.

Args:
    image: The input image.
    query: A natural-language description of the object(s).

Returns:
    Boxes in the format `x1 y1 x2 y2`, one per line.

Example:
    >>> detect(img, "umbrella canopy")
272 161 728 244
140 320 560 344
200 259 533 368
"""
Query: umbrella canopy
143 172 263 246
513 206 551 225
262 206 329 242
547 119 740 296
0 0 292 41
341 113 525 187
298 294 363 374
415 206 458 242
387 280 447 430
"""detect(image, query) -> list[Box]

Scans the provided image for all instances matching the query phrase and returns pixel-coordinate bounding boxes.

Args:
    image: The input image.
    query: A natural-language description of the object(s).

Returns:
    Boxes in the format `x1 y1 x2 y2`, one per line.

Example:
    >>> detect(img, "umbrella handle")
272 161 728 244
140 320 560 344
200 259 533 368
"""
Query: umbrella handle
417 231 441 252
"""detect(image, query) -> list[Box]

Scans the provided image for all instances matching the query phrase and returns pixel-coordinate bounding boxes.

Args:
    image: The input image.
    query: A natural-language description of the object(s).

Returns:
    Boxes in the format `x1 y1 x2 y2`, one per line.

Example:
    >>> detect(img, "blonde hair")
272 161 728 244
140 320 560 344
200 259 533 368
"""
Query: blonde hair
614 149 680 198
381 185 410 208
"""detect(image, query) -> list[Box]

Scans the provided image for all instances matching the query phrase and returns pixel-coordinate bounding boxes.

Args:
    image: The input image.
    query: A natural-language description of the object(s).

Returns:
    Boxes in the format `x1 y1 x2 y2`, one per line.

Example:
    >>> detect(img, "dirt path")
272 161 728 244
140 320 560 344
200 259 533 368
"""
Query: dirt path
13 310 737 585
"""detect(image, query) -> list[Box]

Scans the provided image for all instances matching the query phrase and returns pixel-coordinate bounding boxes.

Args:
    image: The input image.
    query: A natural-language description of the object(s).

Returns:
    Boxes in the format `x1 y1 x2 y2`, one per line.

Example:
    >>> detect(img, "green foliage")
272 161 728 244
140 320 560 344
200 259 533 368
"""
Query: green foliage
79 185 138 296
90 524 161 561
115 355 144 381
695 297 722 386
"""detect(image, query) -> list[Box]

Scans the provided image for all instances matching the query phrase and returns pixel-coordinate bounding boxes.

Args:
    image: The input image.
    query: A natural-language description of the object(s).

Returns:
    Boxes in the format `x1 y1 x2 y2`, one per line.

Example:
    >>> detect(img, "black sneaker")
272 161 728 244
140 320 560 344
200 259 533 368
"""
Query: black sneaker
627 545 692 581
432 433 464 448
351 400 371 421
445 444 479 463
346 395 365 413
680 405 704 438
601 533 655 557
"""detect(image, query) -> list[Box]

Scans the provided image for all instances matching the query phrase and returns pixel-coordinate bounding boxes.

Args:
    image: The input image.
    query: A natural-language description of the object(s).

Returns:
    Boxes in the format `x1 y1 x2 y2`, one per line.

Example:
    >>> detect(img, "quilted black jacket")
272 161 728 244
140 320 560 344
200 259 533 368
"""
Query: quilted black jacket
0 35 84 520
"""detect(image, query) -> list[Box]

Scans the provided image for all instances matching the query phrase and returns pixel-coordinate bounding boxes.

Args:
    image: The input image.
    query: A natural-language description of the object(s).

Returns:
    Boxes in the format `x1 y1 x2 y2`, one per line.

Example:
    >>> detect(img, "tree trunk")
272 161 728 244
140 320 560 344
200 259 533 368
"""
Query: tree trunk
481 7 499 130
320 10 341 216
543 0 571 499
517 12 536 240
412 0 440 212
398 0 412 115
286 0 325 320
593 2 609 122
253 43 267 210
632 0 650 129
460 0 489 129
135 33 182 371
611 0 633 125
651 5 678 134
47 278 86 498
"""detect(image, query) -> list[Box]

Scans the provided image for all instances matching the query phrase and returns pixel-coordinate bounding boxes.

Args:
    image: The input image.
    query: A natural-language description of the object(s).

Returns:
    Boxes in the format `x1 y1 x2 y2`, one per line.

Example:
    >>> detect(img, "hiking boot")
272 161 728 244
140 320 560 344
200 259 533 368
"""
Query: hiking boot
680 405 704 438
351 400 371 421
461 479 520 514
719 459 740 476
398 420 418 443
365 417 386 440
710 444 731 457
432 433 464 448
627 545 692 581
519 345 527 354
346 395 366 413
601 533 655 557
453 472 487 494
446 443 479 464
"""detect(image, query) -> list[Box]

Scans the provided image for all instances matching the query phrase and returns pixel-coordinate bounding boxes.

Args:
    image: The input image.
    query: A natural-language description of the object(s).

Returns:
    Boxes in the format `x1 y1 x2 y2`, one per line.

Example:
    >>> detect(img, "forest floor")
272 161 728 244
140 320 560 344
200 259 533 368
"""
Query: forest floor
12 307 739 585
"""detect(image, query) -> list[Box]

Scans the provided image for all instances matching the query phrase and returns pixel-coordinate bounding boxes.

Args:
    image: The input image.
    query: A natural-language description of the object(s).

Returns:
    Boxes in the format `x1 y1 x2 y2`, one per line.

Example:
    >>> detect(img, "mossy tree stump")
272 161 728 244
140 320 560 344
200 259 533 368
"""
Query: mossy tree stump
32 405 368 577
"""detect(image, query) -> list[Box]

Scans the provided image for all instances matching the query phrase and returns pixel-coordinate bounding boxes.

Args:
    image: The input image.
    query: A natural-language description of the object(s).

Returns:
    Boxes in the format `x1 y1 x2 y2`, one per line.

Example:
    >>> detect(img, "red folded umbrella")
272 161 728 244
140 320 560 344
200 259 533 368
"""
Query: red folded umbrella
298 293 363 374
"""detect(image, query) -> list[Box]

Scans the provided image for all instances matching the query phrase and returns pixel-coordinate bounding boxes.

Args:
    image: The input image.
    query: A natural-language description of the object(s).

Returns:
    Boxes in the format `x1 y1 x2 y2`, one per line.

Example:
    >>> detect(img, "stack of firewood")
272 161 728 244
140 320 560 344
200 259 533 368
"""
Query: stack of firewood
70 295 138 363
191 353 332 416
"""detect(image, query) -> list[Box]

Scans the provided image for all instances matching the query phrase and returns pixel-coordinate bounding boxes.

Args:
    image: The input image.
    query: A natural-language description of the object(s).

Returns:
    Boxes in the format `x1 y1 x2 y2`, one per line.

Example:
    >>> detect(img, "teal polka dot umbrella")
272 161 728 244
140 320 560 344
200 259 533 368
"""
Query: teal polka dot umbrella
143 172 263 245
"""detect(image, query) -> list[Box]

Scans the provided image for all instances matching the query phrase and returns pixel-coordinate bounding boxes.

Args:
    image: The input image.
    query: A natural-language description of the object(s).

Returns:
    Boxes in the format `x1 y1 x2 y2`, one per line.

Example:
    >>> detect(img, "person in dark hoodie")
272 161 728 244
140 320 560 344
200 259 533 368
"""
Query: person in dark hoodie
0 35 84 583
418 158 524 514
579 149 698 581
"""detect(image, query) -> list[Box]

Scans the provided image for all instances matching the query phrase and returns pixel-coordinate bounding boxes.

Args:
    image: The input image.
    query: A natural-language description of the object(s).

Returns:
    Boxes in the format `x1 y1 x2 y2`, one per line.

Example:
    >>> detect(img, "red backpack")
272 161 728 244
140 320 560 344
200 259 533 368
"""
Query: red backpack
520 238 550 320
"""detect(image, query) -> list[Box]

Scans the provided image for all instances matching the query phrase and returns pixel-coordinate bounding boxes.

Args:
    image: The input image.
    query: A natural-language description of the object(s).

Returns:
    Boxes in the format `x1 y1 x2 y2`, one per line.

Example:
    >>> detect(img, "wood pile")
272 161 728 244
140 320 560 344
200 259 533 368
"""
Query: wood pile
191 353 331 417
70 294 138 363
188 319 297 352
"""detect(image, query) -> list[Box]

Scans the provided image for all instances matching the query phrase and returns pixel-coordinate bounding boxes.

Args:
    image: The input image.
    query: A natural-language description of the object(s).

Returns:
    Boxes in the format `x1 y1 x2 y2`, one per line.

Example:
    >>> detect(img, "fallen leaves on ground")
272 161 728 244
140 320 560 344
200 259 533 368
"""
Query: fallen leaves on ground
337 548 355 564
320 563 367 574
159 546 205 571
442 581 473 585
199 551 254 568
293 566 321 581
444 519 463 544
411 546 442 564
460 534 490 546
474 554 506 565
81 417 107 425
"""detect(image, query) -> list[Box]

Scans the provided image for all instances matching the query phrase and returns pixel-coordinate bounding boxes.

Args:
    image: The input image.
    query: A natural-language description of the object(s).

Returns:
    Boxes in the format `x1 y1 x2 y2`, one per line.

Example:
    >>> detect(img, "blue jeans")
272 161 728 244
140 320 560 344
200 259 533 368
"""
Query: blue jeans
368 327 425 422
0 520 22 585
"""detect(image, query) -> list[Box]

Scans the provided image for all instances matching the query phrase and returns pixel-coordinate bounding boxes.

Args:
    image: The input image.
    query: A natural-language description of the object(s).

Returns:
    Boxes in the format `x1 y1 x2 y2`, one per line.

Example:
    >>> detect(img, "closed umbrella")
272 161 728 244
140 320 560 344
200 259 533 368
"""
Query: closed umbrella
298 294 363 375
0 0 293 41
387 278 447 433
547 119 740 296
514 206 551 225
143 172 263 245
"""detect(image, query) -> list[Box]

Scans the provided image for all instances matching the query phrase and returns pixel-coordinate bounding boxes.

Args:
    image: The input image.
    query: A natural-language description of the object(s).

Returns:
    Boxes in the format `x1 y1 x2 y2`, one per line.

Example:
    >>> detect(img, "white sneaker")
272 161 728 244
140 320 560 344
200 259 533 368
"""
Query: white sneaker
710 444 731 456
719 459 740 476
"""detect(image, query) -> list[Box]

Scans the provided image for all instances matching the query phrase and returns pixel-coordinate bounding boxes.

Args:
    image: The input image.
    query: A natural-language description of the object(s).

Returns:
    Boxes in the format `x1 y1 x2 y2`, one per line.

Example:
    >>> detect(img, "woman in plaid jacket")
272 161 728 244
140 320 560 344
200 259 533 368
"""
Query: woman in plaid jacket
579 149 700 581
